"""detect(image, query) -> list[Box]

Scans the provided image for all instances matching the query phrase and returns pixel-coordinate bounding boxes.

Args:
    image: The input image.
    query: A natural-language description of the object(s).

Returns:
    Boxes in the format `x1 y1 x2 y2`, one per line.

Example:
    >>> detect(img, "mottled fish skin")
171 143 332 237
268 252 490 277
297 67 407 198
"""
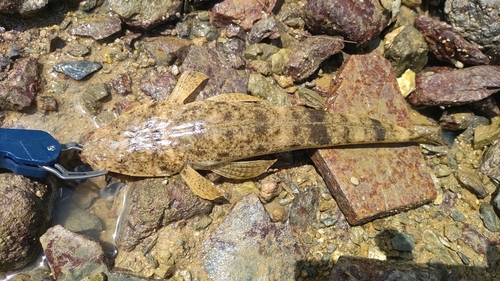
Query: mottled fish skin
82 100 420 177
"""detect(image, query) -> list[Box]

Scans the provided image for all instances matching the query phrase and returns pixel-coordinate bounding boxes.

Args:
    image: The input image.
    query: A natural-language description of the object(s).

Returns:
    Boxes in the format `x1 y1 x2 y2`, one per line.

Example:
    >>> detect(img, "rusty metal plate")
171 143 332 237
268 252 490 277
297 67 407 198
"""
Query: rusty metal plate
311 53 436 225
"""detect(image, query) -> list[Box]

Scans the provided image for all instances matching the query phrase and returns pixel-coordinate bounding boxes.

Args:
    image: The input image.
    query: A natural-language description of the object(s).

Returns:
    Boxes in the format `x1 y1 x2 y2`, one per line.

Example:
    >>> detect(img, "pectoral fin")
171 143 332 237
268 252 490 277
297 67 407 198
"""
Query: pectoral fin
168 70 209 104
210 159 277 180
180 165 222 200
205 93 266 103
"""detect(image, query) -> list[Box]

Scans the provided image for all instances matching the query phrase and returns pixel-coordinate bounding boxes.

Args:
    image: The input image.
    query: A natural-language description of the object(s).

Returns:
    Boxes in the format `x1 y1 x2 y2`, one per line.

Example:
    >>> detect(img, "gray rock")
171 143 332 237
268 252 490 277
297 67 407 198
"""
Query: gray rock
385 25 428 77
493 191 500 215
202 194 306 280
0 174 54 272
52 202 103 234
479 202 500 232
445 0 500 48
54 61 102 80
108 0 182 29
0 57 41 110
391 233 415 252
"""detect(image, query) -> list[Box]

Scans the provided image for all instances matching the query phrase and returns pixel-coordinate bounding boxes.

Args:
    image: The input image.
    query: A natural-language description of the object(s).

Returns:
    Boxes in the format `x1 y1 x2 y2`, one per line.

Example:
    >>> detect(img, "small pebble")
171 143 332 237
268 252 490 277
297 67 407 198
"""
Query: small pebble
391 233 415 252
479 202 500 232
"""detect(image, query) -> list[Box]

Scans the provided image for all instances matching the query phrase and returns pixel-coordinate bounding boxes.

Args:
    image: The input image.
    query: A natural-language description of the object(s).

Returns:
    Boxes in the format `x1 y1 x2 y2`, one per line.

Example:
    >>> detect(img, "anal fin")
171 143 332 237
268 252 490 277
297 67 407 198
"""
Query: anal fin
210 159 277 180
180 165 222 201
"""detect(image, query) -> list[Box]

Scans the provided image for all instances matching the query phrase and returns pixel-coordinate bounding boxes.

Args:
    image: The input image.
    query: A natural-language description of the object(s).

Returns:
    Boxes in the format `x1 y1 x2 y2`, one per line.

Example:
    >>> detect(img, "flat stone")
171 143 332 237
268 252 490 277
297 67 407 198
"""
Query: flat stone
68 13 122 40
210 0 277 30
0 57 41 110
108 0 182 29
54 61 102 80
311 53 436 225
201 194 306 280
329 256 440 281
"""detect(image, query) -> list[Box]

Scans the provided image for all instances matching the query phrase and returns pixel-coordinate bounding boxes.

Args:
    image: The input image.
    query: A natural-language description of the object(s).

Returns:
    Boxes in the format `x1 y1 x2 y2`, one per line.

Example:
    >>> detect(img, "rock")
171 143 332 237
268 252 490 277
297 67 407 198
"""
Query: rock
52 202 103 234
445 0 500 48
110 74 132 96
115 177 213 251
66 44 91 57
287 35 344 82
471 97 500 118
479 202 500 232
408 65 500 106
0 174 53 272
474 116 500 149
304 0 393 47
108 0 183 29
247 15 281 43
36 95 57 112
143 36 192 66
201 194 306 280
311 53 436 225
391 233 415 252
0 0 48 15
455 165 489 199
439 107 475 131
139 70 177 101
481 140 500 184
54 61 102 80
384 25 428 77
180 45 248 100
210 0 277 30
81 83 109 115
493 192 500 215
459 224 490 255
68 13 122 40
248 73 290 106
414 15 490 68
329 256 440 281
0 57 41 110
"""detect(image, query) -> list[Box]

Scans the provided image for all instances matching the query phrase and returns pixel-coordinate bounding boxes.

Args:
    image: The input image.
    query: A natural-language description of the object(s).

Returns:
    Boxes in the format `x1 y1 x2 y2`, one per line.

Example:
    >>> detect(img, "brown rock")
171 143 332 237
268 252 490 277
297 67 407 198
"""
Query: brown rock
311 53 436 225
0 57 41 110
139 70 177 101
115 177 213 251
110 74 132 96
210 0 277 30
0 174 53 272
408 65 500 106
67 13 122 40
287 35 344 82
304 0 391 47
414 15 490 67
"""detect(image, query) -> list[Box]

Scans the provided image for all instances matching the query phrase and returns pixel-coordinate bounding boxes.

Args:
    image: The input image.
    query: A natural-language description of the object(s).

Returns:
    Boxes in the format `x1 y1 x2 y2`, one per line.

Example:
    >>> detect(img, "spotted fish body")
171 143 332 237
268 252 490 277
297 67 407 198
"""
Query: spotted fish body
82 99 422 177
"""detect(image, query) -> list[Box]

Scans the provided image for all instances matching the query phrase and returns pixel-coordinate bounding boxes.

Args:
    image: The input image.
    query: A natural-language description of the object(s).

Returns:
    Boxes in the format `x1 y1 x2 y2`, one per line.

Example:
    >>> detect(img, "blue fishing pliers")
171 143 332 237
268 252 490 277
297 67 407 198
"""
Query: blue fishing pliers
0 128 107 180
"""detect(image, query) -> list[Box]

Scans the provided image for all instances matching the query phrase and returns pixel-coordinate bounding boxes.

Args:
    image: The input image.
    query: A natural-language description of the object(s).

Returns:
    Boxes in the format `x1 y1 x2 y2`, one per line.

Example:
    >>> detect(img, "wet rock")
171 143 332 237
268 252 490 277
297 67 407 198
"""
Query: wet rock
66 44 91 57
391 233 415 252
0 174 53 272
115 177 213 251
481 140 500 185
248 73 290 106
459 224 490 255
81 83 109 115
108 0 182 29
414 15 490 67
143 36 191 66
201 194 306 280
210 0 277 30
479 202 500 232
52 202 103 234
0 0 48 15
54 61 102 80
0 57 41 110
454 166 489 199
311 53 436 225
408 65 500 106
445 0 500 48
329 256 440 281
385 25 428 77
439 107 475 131
36 95 57 112
191 21 219 41
304 0 393 47
110 74 132 96
287 35 344 82
180 45 248 99
139 70 177 101
68 13 122 41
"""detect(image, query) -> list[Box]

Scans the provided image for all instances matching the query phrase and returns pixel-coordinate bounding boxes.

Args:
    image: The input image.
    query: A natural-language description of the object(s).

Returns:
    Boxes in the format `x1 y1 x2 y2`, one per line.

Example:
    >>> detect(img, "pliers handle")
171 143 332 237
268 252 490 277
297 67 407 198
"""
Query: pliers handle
0 128 107 180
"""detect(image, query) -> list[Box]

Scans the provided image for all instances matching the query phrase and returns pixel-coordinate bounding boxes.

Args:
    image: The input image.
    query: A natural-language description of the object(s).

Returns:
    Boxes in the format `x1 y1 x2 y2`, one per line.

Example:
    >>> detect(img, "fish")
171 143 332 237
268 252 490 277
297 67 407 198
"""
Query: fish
81 71 427 200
